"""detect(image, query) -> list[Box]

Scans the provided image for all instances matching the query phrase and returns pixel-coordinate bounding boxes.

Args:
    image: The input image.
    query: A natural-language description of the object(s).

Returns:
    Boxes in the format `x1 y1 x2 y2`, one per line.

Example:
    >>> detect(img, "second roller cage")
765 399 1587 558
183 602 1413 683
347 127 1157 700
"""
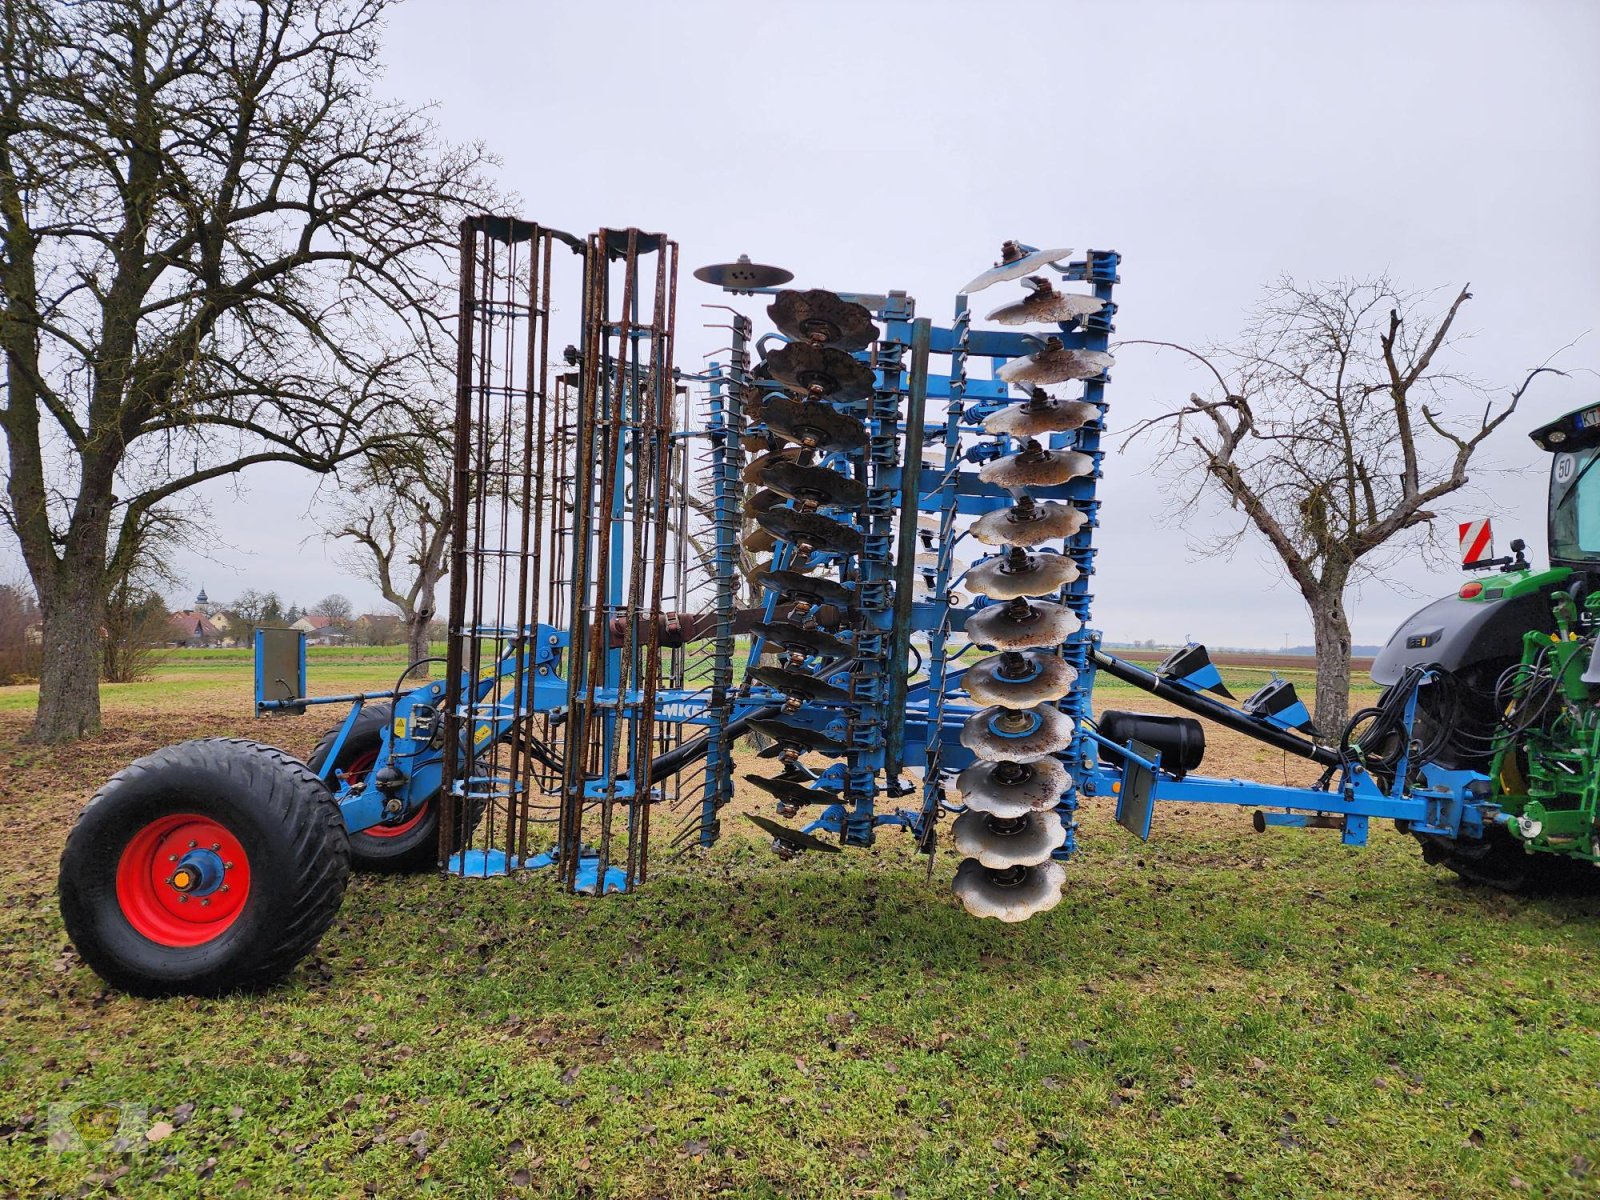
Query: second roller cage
439 217 684 894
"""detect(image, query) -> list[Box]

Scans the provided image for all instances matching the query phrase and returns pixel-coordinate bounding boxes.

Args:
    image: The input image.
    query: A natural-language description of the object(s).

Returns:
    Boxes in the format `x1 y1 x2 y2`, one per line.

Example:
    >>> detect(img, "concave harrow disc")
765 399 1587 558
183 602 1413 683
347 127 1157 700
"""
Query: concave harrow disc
745 719 848 757
950 757 1071 818
760 621 851 659
953 809 1066 868
960 242 1074 295
759 396 869 452
983 392 1099 438
965 599 1081 651
997 339 1114 386
960 702 1075 763
984 278 1107 325
962 651 1078 707
757 507 865 555
744 773 839 807
768 289 878 351
953 858 1066 922
694 254 794 290
765 342 876 402
745 812 840 854
751 665 851 704
749 567 856 607
971 499 1087 547
978 443 1093 490
965 549 1080 599
760 460 866 507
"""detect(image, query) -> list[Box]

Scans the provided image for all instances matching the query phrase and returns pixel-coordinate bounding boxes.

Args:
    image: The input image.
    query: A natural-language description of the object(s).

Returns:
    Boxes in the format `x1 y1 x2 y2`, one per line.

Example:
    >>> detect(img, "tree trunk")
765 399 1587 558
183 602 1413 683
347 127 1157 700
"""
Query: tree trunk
405 607 432 676
403 568 441 680
29 579 104 743
20 450 117 742
1308 590 1353 739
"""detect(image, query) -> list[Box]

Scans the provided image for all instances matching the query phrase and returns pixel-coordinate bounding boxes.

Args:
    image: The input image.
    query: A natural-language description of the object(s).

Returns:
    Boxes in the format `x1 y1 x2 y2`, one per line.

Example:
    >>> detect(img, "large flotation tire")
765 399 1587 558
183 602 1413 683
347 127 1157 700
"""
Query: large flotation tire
59 738 350 996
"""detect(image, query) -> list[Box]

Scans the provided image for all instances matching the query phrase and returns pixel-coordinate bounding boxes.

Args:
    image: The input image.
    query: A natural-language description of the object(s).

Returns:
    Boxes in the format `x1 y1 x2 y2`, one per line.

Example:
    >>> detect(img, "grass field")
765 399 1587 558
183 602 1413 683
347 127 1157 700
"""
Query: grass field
1 649 1598 1198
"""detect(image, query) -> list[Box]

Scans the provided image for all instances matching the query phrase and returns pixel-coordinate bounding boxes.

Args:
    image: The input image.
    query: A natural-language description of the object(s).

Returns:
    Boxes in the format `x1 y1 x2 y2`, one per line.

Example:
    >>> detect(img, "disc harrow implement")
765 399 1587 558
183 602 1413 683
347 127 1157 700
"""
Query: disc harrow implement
63 207 1595 1004
56 231 1133 997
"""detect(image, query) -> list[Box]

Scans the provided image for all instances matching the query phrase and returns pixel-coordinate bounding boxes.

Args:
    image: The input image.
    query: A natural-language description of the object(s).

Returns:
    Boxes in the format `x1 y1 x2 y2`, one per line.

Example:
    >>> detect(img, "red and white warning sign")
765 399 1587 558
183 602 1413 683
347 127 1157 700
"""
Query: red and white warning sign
1458 518 1493 566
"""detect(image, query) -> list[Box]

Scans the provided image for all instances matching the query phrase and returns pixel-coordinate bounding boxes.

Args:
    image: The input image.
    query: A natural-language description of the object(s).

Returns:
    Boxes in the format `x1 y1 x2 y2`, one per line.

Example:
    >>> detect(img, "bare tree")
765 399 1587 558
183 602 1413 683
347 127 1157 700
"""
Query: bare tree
228 588 284 648
101 578 169 683
0 0 494 741
327 424 449 673
353 610 402 646
311 592 353 633
0 577 39 683
1127 276 1566 734
101 509 181 683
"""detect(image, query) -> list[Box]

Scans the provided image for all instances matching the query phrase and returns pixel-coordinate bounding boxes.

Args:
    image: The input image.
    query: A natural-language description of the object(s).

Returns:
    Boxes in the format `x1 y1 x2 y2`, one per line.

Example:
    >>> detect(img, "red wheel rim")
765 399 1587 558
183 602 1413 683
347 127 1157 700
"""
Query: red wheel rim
115 814 251 947
342 748 429 840
363 801 430 839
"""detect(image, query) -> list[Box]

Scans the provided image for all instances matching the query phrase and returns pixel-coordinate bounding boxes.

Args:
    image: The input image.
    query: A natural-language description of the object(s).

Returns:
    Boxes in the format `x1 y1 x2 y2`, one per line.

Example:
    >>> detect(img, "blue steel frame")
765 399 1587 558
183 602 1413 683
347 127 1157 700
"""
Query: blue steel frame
256 626 786 840
256 630 1504 864
1084 664 1505 848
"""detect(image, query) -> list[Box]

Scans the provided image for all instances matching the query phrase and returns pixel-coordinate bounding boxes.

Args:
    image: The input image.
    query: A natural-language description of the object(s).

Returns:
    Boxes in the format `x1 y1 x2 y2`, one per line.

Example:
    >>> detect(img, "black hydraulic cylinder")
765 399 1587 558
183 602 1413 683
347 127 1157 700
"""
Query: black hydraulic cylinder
1091 649 1340 767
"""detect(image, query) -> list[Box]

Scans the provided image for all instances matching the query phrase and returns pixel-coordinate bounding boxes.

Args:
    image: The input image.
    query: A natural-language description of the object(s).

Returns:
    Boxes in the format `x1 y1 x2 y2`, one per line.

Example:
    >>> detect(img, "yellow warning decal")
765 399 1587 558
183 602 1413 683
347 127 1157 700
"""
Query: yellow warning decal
392 717 407 740
474 723 493 746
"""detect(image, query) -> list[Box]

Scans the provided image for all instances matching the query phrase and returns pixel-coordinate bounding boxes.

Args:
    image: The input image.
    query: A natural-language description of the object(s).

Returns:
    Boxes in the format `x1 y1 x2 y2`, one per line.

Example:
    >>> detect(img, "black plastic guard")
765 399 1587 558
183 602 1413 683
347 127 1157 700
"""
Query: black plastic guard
1371 590 1553 685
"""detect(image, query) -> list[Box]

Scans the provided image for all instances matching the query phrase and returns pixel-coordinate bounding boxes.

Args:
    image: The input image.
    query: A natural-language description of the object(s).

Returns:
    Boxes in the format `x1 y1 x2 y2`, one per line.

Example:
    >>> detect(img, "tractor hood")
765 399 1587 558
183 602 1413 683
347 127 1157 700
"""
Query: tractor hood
1371 568 1568 685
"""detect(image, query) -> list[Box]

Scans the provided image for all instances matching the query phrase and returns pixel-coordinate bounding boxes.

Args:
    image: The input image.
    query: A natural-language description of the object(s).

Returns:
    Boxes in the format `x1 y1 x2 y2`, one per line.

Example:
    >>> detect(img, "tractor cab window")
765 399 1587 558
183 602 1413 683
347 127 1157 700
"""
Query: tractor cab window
1549 447 1600 561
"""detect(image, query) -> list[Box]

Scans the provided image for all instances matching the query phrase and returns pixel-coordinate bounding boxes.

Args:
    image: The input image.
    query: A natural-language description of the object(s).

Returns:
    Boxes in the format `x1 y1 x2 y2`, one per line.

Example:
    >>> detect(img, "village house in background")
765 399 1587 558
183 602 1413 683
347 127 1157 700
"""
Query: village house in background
154 584 419 651
165 587 233 649
289 613 344 646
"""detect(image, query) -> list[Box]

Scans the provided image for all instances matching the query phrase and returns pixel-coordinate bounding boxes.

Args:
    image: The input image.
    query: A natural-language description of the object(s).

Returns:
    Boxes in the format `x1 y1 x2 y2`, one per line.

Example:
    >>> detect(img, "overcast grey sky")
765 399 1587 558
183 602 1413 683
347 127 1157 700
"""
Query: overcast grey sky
160 0 1599 649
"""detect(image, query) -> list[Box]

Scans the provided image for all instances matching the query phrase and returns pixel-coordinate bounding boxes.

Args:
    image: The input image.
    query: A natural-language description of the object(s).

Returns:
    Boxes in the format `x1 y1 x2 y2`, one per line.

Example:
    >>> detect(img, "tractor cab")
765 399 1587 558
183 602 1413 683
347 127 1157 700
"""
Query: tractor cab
1532 402 1600 578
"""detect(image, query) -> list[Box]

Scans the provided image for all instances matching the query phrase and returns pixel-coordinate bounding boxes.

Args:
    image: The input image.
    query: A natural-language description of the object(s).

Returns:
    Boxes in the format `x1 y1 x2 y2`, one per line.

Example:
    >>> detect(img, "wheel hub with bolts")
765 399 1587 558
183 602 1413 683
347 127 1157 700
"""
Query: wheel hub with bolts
116 814 251 947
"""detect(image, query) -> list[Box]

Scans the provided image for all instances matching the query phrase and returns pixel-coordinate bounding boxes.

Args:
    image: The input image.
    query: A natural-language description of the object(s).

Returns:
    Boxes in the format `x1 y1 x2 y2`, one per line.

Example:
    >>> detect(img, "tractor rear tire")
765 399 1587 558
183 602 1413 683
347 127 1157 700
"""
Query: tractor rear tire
58 738 350 997
1416 826 1600 894
307 705 482 873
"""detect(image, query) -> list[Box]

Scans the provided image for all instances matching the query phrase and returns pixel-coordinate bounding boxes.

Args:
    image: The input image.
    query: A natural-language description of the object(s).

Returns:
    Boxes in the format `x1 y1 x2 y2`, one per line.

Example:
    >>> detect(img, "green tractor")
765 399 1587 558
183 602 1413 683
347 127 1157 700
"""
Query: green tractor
1368 401 1600 891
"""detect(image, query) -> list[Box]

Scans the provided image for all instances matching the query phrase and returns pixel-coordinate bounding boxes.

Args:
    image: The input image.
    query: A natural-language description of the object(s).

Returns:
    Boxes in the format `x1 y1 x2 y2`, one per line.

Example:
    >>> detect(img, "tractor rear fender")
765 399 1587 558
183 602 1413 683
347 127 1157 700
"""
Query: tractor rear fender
1371 589 1555 686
